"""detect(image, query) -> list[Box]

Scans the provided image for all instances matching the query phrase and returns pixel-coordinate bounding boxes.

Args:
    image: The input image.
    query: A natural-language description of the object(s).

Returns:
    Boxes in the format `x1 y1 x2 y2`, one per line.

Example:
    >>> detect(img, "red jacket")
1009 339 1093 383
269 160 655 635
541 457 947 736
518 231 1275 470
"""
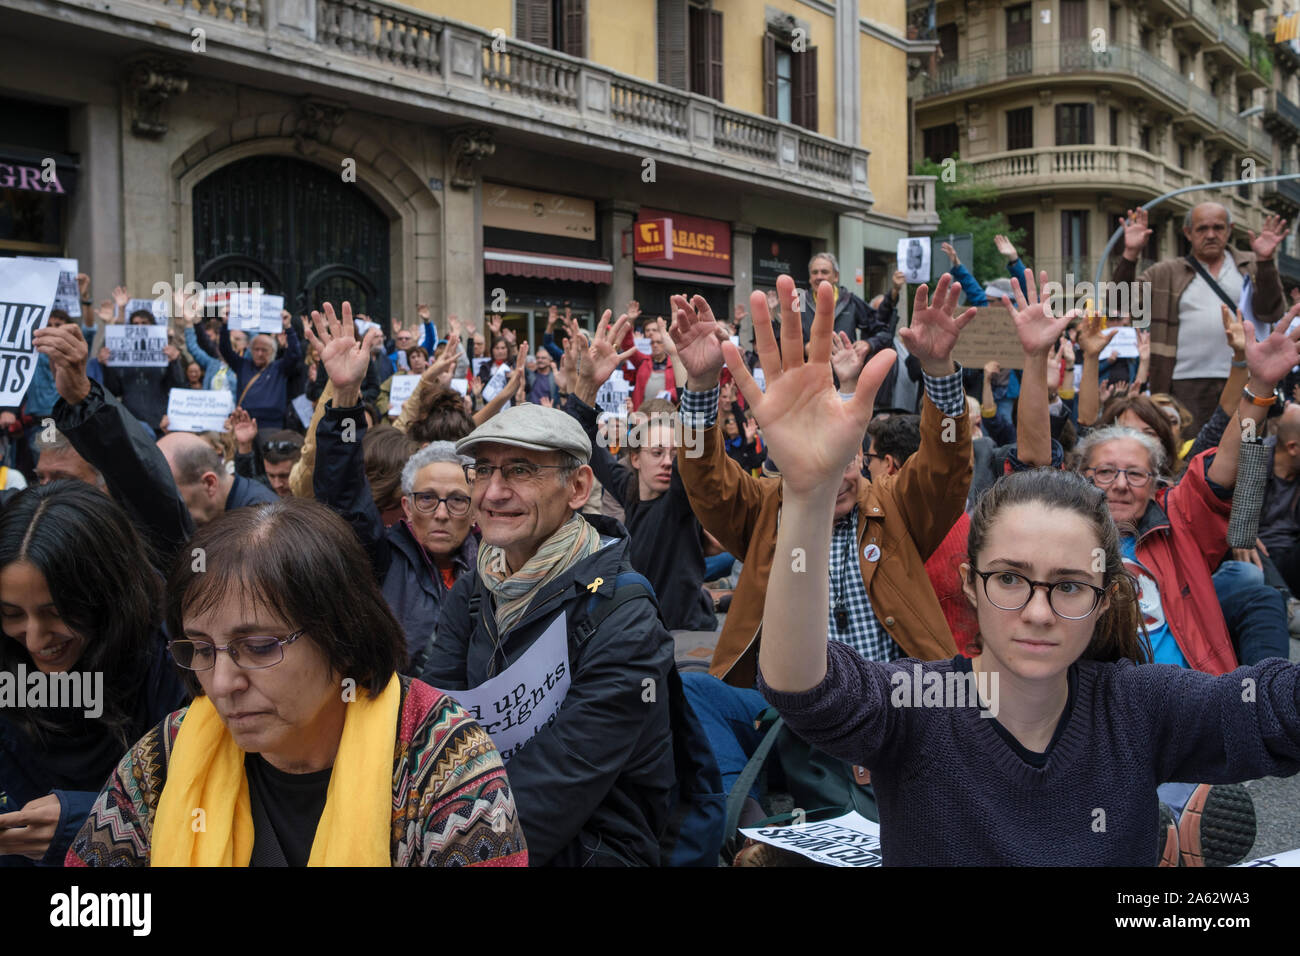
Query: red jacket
623 330 678 410
1134 448 1236 675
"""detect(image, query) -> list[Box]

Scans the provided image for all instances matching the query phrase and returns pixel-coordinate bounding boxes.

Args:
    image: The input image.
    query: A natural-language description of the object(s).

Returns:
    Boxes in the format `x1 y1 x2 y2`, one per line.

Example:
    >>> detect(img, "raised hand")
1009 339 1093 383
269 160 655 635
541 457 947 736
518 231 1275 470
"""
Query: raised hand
303 301 382 402
95 300 114 325
829 330 867 388
1221 304 1248 356
892 269 906 294
1249 213 1290 261
112 285 130 310
1077 311 1110 359
993 234 1018 261
898 272 976 375
742 416 759 444
940 241 960 267
230 407 258 450
33 323 91 406
721 274 896 494
1120 208 1152 256
505 342 530 394
579 312 636 395
487 314 502 335
417 304 431 322
1001 270 1073 357
1243 317 1300 388
77 273 91 300
669 293 726 386
390 316 402 336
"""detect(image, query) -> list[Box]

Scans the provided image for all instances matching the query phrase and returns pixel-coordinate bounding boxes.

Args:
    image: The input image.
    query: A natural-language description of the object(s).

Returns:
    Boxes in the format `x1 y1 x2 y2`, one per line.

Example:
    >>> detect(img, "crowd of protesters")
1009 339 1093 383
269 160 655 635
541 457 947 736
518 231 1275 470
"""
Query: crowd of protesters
2 198 1300 868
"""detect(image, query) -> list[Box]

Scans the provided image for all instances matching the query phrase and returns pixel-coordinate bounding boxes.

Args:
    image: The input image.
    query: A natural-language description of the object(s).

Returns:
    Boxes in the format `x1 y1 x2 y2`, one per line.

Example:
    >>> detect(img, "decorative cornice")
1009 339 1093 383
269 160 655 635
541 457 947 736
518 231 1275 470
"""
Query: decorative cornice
125 56 188 138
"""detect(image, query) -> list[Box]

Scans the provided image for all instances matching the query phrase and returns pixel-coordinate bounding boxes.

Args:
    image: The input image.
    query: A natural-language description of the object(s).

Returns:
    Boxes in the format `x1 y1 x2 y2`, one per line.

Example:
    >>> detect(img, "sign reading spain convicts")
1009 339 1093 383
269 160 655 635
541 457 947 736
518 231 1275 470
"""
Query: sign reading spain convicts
106 324 169 367
635 208 732 276
483 184 596 239
0 257 62 405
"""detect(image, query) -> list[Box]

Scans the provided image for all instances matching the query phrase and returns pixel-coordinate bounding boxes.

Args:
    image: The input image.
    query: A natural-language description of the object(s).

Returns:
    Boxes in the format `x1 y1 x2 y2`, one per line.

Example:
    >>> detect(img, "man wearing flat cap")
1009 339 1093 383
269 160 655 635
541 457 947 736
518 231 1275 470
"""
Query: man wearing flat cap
421 402 676 867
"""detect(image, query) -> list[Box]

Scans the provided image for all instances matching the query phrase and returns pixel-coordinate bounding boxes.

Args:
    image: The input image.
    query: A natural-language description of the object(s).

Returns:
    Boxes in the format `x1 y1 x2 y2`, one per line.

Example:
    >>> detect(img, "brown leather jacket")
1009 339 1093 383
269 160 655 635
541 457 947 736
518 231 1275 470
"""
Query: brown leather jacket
678 393 970 687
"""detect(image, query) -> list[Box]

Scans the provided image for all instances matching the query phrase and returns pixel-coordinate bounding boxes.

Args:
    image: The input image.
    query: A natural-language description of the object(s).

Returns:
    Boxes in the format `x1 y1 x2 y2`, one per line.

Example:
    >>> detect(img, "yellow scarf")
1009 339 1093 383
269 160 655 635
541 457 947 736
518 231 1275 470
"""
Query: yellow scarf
152 673 400 867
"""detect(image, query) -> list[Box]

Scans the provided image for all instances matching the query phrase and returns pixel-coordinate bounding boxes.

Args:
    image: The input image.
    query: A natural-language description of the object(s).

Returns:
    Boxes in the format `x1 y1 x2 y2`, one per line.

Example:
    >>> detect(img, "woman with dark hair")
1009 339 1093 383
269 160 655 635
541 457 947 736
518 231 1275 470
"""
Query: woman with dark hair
738 282 1300 866
363 423 419 527
67 496 526 867
1097 392 1181 477
0 481 188 866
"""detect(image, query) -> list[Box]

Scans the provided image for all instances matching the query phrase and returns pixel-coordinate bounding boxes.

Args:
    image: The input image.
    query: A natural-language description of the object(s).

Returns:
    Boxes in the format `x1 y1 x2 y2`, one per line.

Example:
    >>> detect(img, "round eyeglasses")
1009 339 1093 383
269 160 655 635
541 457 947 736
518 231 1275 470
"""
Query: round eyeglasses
168 630 305 671
409 491 472 515
1085 466 1158 488
970 569 1108 620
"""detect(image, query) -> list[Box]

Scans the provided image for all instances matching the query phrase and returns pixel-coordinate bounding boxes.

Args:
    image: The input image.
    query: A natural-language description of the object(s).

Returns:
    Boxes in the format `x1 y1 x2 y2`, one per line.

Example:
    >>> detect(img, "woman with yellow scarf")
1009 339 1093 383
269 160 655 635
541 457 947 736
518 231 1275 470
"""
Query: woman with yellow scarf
66 497 527 867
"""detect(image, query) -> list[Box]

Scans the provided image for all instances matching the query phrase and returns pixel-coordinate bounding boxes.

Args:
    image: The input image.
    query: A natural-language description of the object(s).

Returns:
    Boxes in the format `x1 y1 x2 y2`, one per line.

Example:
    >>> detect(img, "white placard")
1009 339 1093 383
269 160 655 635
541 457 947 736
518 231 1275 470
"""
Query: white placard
106 324 169 367
227 291 284 333
388 374 421 416
1236 847 1300 867
898 237 931 285
354 318 380 339
166 388 234 432
450 378 469 396
634 336 653 355
472 356 491 379
292 393 315 428
483 363 512 402
729 335 740 347
753 368 766 392
739 811 883 867
596 369 631 416
1100 326 1139 360
434 612 571 764
19 257 79 318
125 297 169 322
0 258 62 405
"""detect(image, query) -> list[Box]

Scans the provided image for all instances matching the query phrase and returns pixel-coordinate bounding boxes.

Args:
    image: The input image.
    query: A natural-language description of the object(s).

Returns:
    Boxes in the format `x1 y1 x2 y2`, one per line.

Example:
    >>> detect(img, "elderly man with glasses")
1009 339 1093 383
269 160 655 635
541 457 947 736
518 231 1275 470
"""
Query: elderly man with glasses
421 400 677 868
307 306 479 661
1074 313 1300 672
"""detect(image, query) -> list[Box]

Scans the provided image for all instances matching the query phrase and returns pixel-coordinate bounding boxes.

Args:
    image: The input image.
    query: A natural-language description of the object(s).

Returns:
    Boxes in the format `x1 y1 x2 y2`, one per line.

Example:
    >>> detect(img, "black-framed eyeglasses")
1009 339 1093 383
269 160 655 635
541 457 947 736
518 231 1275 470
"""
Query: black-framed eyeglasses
168 630 305 671
971 569 1108 620
263 440 301 455
1084 466 1158 488
409 491 472 515
464 462 571 486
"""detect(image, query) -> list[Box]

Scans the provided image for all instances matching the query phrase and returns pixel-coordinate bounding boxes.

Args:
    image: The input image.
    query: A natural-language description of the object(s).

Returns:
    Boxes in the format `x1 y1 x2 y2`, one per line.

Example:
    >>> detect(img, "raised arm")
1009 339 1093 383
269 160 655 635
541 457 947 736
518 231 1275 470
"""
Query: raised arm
1001 271 1075 468
1075 311 1110 426
564 311 638 506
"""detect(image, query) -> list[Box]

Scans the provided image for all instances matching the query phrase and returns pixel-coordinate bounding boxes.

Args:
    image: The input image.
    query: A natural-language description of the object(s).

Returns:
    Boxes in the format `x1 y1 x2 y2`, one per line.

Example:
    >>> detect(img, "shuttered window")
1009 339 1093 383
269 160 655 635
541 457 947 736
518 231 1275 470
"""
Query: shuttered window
1006 107 1033 150
688 6 723 99
762 29 817 131
658 0 689 89
1055 103 1094 145
515 0 585 57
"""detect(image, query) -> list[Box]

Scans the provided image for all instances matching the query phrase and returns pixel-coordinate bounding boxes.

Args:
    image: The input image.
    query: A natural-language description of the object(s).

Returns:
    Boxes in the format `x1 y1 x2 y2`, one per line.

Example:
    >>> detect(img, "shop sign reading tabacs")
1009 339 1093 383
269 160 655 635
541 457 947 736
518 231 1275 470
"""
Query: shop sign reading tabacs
483 184 595 239
635 209 732 276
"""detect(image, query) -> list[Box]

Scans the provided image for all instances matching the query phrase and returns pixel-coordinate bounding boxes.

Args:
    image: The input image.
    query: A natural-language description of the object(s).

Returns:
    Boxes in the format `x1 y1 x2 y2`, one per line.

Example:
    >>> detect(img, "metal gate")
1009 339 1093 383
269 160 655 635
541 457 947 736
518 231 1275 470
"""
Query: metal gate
192 155 391 319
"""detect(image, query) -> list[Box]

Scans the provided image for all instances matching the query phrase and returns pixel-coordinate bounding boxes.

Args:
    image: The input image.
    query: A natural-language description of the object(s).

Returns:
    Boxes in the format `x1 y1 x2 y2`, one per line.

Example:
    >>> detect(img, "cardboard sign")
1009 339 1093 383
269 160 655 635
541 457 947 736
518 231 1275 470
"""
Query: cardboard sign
949 306 1025 369
19 257 79 318
388 374 421 416
292 393 315 428
433 612 571 764
739 811 883 867
166 388 234 432
228 291 283 333
0 257 62 404
106 324 169 367
596 369 631 415
125 297 169 322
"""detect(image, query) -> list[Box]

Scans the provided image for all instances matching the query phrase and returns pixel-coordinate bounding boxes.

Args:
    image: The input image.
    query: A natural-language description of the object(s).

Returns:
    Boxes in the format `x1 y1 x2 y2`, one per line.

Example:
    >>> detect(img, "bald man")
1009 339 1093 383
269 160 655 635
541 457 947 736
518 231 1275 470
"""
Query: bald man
157 431 278 525
1114 202 1288 431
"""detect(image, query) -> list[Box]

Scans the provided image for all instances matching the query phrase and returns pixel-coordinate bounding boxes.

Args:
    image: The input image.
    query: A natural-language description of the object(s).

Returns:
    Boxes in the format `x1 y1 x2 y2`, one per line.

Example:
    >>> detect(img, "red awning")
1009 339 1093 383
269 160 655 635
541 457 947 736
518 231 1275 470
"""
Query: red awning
484 248 613 284
634 266 734 287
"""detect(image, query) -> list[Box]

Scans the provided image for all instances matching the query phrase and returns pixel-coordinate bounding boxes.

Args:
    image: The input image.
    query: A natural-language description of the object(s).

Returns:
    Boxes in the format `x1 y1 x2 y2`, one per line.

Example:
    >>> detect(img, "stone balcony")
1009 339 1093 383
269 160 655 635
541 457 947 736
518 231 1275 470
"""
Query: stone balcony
906 175 940 231
9 0 871 207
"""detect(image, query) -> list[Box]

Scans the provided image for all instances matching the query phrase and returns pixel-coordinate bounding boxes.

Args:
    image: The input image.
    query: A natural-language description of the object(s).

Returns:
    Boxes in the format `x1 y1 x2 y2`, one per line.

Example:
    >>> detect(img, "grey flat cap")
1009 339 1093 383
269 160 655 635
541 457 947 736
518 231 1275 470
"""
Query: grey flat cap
455 403 592 463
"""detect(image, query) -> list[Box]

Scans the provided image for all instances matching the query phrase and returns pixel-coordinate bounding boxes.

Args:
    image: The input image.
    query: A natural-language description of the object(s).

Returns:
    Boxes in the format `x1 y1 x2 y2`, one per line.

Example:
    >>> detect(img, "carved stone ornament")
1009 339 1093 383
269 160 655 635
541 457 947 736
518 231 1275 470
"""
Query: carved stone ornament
293 98 347 155
126 57 188 138
448 127 495 189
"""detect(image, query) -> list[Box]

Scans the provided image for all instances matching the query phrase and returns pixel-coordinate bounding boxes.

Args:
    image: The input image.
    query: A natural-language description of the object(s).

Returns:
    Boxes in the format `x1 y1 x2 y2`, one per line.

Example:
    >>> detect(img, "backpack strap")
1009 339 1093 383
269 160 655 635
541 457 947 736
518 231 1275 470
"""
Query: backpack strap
722 708 784 861
572 570 660 647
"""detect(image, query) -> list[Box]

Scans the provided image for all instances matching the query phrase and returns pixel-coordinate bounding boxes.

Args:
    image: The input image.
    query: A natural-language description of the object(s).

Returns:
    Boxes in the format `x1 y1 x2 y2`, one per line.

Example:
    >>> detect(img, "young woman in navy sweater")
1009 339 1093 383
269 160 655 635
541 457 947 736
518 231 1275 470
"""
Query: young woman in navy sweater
724 272 1300 867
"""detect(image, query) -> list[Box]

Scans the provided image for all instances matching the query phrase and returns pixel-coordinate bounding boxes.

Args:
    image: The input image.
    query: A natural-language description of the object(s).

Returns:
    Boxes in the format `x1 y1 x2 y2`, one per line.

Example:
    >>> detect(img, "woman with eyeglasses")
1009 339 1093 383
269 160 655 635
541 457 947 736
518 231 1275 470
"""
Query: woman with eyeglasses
308 304 479 665
739 282 1300 867
0 482 188 866
67 496 525 867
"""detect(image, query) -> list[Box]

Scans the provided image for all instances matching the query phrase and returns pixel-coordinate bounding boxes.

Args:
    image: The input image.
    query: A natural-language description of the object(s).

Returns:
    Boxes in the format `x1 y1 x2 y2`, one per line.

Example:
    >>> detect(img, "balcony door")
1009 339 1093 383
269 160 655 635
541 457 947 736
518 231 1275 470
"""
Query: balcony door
1006 4 1032 76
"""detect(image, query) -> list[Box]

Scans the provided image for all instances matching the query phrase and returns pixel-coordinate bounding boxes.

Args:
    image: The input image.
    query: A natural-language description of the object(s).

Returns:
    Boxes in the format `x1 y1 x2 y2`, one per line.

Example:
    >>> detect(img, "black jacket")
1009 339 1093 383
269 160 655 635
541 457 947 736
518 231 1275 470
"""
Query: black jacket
53 380 194 569
313 401 477 659
102 358 188 435
421 515 675 867
227 473 279 511
565 394 717 631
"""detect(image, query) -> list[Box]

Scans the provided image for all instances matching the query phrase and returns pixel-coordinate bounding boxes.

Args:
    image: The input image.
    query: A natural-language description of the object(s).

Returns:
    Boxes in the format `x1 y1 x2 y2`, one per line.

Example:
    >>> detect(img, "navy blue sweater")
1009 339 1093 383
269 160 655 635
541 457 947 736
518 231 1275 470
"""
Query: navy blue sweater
218 326 301 431
759 642 1300 866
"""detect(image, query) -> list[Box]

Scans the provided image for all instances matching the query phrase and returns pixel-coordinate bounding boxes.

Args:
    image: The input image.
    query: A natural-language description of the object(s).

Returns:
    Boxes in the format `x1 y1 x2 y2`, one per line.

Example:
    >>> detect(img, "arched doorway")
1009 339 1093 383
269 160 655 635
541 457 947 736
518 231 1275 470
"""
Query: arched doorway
192 155 390 319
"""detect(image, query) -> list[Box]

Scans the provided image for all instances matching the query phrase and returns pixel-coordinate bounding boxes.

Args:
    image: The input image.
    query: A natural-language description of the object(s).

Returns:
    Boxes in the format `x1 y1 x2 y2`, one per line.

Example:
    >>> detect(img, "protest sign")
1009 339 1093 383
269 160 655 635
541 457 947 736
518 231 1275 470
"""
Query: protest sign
450 378 469 396
20 257 80 318
753 367 766 392
432 613 571 764
106 324 168 367
950 307 1024 369
388 374 421 416
292 393 315 428
126 297 169 322
596 370 631 416
472 357 491 379
0 257 62 405
1236 847 1300 867
634 336 652 355
739 811 883 867
166 389 234 432
898 237 931 285
483 363 512 403
1100 326 1139 360
227 291 284 333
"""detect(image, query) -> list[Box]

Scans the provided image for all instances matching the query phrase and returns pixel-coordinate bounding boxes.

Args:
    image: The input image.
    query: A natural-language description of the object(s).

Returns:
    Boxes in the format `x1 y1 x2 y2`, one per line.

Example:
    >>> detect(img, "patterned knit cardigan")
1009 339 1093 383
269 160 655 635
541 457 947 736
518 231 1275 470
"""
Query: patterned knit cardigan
65 676 527 867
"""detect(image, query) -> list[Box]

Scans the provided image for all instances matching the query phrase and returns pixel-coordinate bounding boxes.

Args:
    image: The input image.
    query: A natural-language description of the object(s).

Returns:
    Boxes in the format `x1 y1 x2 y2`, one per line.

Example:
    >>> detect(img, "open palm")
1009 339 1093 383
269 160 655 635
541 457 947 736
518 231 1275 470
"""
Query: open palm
1002 270 1073 356
669 294 725 382
723 275 895 494
1244 318 1300 386
304 301 380 392
580 311 637 387
898 272 976 369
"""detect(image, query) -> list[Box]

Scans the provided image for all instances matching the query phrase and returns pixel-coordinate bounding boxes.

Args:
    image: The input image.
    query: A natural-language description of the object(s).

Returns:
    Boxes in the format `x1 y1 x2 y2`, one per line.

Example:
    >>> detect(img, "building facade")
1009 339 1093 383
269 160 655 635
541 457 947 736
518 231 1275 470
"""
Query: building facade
910 0 1282 289
0 0 939 345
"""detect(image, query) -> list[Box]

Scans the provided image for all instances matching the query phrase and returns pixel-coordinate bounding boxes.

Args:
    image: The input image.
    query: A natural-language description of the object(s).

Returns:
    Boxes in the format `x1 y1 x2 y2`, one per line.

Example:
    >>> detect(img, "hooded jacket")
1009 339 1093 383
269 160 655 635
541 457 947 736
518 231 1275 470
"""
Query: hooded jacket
421 514 674 867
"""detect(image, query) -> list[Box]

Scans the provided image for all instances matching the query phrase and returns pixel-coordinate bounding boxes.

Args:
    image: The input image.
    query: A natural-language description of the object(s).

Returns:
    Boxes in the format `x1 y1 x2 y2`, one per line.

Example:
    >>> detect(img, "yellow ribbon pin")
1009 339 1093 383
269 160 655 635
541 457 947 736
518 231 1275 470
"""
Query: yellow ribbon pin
586 577 604 593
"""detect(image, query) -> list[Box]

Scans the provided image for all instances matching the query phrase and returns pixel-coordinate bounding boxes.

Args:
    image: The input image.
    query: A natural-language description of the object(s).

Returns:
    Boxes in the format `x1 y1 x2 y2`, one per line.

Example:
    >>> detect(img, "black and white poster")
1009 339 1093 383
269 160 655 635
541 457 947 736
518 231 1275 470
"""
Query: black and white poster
897 237 931 285
106 324 169 367
0 258 63 405
19 257 80 318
